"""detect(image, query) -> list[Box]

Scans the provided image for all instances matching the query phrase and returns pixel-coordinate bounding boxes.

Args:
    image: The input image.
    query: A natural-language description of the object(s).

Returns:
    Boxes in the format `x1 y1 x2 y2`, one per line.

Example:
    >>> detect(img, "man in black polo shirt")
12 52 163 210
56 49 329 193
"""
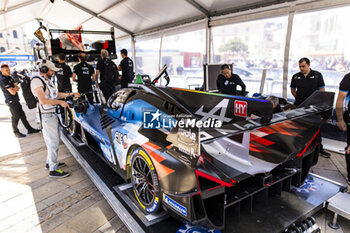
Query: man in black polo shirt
118 49 134 88
0 64 40 138
72 53 95 104
336 73 350 191
96 49 119 100
290 57 325 106
55 53 72 93
216 64 246 96
290 57 330 158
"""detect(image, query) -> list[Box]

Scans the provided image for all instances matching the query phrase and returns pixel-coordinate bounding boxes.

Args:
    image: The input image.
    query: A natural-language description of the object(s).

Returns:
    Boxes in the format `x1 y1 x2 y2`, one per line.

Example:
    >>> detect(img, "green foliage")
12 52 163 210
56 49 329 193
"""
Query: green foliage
219 38 248 53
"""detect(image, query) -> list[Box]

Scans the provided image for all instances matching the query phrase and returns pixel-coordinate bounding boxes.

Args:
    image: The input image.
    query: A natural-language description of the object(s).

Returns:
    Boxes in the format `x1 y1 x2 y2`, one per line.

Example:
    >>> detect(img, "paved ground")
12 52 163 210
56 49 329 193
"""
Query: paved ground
0 97 350 232
0 101 129 232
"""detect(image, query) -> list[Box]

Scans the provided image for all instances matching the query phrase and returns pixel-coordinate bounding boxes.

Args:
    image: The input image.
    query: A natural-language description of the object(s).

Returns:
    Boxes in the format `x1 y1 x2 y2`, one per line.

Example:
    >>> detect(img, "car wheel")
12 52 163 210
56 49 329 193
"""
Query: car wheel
130 148 161 213
65 107 77 137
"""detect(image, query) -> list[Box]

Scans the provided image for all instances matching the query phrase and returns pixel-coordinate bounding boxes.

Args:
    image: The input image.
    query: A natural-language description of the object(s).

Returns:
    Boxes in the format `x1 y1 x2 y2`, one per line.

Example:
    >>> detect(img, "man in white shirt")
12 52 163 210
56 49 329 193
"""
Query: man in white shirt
31 60 79 178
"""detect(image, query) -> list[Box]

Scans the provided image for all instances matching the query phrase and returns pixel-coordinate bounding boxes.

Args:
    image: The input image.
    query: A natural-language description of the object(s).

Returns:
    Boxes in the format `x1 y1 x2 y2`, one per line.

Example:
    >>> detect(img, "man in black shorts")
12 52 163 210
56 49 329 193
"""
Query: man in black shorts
0 64 40 138
55 53 72 93
290 57 330 158
118 49 134 88
72 53 95 104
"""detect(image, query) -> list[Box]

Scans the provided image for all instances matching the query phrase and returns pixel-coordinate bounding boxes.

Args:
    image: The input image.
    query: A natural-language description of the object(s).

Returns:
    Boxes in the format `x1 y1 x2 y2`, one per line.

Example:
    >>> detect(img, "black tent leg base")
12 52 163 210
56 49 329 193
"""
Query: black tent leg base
328 222 340 229
328 213 340 229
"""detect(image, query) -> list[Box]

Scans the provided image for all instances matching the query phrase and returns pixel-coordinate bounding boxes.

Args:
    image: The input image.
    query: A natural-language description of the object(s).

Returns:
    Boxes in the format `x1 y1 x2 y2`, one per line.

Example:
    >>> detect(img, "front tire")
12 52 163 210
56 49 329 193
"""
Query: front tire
64 107 78 137
130 148 161 213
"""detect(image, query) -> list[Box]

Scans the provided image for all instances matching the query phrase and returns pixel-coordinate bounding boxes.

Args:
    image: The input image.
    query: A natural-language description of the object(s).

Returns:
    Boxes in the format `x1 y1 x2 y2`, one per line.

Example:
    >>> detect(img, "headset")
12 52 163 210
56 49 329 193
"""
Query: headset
39 59 49 73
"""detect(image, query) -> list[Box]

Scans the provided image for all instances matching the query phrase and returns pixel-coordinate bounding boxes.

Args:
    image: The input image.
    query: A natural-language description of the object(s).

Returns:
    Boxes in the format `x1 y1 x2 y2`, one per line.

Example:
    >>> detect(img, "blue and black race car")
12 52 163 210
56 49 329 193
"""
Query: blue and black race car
62 66 334 229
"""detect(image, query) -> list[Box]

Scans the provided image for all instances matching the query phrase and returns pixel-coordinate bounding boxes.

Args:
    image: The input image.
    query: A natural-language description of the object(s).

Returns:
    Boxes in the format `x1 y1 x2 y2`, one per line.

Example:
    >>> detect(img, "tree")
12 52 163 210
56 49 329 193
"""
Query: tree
219 38 248 54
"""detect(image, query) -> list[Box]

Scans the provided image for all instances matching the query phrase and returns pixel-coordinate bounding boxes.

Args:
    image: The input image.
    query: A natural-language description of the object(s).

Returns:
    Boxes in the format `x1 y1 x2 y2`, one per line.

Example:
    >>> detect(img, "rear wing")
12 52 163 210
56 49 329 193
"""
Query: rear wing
158 87 274 123
166 91 334 167
201 91 334 143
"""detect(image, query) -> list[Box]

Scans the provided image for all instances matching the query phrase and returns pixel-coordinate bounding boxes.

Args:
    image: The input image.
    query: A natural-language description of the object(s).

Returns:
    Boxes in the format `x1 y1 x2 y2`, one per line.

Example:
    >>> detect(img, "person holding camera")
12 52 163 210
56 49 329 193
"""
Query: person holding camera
31 60 80 178
0 64 40 138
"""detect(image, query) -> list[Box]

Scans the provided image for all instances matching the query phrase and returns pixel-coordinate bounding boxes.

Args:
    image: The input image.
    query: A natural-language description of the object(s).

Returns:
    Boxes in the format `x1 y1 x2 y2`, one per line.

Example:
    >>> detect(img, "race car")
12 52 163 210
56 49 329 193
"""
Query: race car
62 66 334 229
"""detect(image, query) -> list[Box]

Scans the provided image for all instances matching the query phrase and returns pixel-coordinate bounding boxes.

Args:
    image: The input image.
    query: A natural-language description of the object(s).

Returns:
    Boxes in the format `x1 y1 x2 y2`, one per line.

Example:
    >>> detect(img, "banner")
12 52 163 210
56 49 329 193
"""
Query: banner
0 55 34 61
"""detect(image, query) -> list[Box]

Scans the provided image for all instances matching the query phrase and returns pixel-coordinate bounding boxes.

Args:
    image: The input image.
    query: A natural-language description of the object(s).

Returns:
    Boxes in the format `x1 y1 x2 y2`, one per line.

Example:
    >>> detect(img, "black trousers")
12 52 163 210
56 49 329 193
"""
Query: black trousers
121 81 128 89
8 102 33 133
100 82 116 101
345 110 350 180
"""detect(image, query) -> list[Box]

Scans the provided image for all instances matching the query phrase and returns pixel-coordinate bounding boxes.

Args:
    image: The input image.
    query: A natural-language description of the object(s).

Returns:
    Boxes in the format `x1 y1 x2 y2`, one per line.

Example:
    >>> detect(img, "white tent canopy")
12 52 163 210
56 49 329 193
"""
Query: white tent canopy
0 0 299 38
2 0 350 99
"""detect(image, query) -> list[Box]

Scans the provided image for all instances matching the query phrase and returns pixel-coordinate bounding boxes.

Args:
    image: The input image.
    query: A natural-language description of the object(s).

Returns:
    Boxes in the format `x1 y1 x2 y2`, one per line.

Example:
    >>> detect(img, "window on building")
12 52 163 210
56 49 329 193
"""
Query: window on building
0 47 5 53
212 16 288 97
13 30 18 38
0 33 3 38
289 5 350 97
161 29 205 89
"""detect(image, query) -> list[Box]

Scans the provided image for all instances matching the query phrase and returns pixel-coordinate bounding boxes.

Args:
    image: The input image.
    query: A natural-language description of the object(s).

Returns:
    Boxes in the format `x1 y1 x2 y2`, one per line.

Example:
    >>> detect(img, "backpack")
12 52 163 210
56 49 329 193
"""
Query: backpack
103 58 120 85
29 76 47 104
20 75 37 109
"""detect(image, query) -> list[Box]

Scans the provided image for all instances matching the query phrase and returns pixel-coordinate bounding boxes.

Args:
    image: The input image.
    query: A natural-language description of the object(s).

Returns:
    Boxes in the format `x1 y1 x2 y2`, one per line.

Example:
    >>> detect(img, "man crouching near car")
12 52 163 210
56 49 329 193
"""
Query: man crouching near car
31 60 80 178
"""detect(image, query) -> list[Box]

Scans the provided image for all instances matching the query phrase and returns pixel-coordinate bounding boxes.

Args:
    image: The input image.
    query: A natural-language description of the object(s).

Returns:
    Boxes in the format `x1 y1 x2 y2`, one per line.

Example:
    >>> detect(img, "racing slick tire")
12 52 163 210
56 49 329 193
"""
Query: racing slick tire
130 147 161 214
64 107 78 137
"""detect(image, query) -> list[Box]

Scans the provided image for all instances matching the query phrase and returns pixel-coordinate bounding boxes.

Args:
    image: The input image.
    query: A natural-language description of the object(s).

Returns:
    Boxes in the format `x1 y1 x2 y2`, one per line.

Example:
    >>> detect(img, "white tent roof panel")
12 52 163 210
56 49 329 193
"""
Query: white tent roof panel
100 0 203 33
70 0 121 15
0 1 43 30
43 0 92 29
0 0 302 36
196 0 269 12
3 0 29 9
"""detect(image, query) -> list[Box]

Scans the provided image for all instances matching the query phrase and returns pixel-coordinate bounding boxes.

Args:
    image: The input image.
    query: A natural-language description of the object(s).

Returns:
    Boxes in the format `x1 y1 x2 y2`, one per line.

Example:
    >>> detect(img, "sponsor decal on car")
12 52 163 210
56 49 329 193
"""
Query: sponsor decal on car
234 100 247 117
114 131 128 149
163 194 187 216
146 197 159 212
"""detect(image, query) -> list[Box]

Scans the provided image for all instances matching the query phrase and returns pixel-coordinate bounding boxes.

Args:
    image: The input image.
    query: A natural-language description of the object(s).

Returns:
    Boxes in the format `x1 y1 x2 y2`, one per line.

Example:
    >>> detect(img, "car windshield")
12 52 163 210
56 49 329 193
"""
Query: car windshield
107 88 135 109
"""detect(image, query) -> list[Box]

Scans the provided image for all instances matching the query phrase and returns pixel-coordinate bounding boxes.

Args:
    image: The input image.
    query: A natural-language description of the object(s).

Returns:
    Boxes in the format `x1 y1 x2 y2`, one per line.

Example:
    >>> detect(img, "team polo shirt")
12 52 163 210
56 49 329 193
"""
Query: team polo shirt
73 62 94 93
0 72 20 104
55 62 72 92
339 73 350 93
290 69 325 106
216 73 246 95
339 73 350 110
119 57 134 84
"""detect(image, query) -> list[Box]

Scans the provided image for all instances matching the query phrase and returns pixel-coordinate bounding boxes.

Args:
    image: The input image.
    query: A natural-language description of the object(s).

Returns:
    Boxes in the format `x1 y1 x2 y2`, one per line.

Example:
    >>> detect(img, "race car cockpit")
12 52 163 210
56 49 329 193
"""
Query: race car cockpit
107 88 137 111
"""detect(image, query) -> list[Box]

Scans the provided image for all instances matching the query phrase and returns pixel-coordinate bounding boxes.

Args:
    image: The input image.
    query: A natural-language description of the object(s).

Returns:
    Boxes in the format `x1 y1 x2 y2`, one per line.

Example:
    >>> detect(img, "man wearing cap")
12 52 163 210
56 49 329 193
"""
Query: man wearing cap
31 60 80 178
0 64 40 138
